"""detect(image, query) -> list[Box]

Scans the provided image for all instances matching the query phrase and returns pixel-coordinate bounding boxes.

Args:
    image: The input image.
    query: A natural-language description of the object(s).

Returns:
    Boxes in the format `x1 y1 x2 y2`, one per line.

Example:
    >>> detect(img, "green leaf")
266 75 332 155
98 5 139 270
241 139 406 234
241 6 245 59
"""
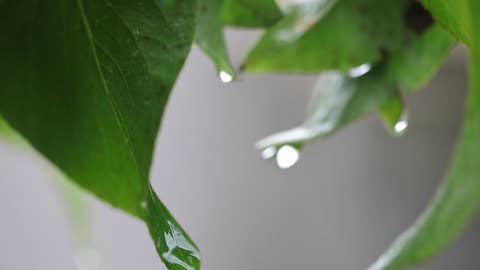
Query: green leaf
221 0 282 27
196 0 237 82
385 24 456 92
367 1 480 269
421 0 471 46
256 66 397 150
243 0 413 73
270 0 338 43
377 92 408 136
0 115 17 141
0 1 200 270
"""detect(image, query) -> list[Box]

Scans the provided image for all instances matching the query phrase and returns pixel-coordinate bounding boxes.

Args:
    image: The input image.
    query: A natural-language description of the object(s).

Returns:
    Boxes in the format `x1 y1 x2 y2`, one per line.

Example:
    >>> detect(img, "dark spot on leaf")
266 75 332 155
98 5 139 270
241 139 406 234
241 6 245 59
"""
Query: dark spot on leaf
405 0 433 34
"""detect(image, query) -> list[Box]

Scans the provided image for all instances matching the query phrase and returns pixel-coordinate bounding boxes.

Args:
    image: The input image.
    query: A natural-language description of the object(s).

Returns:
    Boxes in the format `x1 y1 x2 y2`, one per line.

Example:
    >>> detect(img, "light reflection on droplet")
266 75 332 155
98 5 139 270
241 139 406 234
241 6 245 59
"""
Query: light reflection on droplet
219 71 233 83
348 64 372 78
394 119 408 134
276 145 300 169
74 248 100 270
392 110 409 135
261 146 277 160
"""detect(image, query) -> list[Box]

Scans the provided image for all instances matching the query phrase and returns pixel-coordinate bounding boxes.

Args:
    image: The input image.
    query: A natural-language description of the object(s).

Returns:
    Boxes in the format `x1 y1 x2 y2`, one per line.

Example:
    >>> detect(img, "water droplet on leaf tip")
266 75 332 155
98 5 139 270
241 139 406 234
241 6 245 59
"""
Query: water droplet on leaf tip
276 145 300 169
261 146 277 160
394 119 408 134
348 64 372 78
219 71 233 83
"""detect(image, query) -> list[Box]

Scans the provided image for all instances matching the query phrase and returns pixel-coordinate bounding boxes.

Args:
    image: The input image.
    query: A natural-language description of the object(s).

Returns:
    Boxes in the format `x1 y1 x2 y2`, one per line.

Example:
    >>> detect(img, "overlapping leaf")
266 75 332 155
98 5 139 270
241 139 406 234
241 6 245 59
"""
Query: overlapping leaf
0 1 199 269
243 0 414 73
386 24 456 92
221 0 282 27
257 23 453 152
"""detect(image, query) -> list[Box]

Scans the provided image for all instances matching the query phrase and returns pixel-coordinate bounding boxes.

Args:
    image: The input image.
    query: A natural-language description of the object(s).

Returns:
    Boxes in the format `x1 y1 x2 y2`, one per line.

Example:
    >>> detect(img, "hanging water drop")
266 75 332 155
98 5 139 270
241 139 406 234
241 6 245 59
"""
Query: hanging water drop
275 145 300 169
261 146 277 160
219 71 233 83
348 64 372 78
393 111 409 135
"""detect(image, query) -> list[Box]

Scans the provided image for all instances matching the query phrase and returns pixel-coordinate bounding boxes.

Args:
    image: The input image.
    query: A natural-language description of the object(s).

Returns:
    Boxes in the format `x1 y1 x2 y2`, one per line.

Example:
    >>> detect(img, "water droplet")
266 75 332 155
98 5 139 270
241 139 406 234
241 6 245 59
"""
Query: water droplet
275 145 300 169
219 71 233 83
74 248 100 270
348 64 372 78
261 146 277 160
393 114 409 135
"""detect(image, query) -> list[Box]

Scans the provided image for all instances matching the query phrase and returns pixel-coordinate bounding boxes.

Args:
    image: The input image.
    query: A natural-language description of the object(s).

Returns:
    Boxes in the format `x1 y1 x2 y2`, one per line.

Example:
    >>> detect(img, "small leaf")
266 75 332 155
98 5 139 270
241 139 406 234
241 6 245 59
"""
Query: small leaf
221 0 282 28
256 66 397 150
0 1 199 269
367 1 480 269
378 92 408 136
243 0 413 73
386 24 456 92
196 0 237 81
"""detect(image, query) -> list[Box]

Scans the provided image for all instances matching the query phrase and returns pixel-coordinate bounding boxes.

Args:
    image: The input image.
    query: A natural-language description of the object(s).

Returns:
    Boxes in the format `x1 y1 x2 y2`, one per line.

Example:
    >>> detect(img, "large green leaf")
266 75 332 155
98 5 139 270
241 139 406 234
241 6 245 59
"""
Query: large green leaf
242 0 413 73
0 1 200 270
221 0 282 27
196 0 237 82
367 1 480 269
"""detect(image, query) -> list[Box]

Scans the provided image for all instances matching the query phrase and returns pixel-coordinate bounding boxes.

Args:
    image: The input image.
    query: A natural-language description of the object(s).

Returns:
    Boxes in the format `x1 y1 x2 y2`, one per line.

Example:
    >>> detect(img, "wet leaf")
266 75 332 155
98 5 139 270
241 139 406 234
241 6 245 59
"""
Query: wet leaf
243 0 413 73
367 1 480 269
196 0 237 81
221 0 282 27
0 1 199 270
256 66 397 150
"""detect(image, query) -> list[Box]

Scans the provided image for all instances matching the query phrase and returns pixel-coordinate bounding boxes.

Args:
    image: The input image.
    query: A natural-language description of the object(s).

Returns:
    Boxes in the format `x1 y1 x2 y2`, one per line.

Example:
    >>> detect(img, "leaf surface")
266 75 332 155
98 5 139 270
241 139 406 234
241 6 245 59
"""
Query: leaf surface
0 1 200 269
243 0 413 73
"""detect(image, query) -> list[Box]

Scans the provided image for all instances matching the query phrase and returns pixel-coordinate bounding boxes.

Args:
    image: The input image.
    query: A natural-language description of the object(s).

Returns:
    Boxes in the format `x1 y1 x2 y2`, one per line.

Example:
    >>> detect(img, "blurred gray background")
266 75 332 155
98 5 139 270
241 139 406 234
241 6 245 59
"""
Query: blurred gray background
1 30 479 270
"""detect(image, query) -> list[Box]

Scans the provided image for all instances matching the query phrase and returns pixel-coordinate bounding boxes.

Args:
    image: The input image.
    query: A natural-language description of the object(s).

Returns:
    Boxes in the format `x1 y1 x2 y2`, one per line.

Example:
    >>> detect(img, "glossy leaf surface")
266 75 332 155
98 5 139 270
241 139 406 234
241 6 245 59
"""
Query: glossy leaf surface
196 0 237 81
0 1 199 269
368 1 480 269
243 0 413 73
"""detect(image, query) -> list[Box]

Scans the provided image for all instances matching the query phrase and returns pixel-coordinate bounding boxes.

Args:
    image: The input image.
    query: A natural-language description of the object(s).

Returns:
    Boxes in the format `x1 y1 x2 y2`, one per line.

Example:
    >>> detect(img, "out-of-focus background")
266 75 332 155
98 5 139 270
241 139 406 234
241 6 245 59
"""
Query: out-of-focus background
1 30 479 270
